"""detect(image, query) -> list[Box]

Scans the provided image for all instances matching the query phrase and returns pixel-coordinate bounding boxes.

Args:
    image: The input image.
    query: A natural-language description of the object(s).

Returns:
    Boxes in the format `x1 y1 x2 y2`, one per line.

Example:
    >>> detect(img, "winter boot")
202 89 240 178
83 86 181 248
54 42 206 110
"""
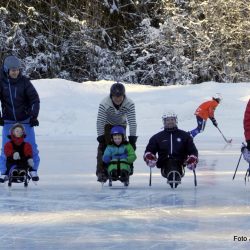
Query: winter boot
29 171 39 181
97 170 108 183
120 170 129 186
0 174 7 183
12 169 19 176
129 164 134 176
110 169 118 181
18 170 26 182
19 170 26 176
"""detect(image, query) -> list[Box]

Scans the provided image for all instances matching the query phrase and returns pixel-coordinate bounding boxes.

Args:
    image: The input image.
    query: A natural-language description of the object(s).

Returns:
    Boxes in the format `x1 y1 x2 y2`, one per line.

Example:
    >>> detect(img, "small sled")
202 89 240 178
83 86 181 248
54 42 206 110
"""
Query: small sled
8 167 30 187
162 159 185 189
108 178 129 187
167 170 182 189
108 169 129 187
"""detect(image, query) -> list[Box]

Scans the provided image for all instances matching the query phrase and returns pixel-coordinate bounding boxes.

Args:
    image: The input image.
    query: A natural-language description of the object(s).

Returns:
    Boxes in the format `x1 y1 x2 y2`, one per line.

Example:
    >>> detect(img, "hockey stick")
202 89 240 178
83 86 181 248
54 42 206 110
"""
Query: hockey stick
216 126 232 143
193 169 197 187
149 167 152 186
232 151 243 180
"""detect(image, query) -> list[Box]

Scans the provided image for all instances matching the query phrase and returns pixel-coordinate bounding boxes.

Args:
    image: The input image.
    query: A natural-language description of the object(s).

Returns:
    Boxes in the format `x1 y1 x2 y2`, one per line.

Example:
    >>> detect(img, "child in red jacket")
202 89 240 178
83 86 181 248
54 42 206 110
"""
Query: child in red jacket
0 123 35 182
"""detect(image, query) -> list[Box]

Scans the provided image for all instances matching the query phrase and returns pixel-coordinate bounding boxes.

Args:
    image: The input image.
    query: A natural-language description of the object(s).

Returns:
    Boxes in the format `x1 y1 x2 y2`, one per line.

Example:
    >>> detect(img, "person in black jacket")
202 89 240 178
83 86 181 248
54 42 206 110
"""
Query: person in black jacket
0 55 40 182
144 112 198 188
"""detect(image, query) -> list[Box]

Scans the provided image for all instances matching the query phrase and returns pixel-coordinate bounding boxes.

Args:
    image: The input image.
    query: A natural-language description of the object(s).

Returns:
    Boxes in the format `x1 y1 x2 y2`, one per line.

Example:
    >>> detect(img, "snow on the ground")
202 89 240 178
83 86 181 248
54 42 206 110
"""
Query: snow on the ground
0 79 250 250
35 79 250 137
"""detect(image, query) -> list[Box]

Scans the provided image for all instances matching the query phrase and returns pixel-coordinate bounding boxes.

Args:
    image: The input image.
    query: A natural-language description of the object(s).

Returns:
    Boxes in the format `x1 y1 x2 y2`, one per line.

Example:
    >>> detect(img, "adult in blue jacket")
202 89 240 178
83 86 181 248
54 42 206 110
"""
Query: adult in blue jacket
0 55 40 182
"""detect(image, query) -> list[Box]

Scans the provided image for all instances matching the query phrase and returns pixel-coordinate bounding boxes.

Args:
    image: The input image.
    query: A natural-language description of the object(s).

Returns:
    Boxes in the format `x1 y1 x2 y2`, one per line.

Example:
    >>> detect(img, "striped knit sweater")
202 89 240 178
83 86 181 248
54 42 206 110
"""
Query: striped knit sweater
97 96 137 137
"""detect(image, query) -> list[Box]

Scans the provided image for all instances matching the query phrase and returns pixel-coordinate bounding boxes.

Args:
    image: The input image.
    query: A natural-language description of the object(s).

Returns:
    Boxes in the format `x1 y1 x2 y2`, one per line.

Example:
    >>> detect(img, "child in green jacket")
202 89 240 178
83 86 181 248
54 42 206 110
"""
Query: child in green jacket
102 126 136 184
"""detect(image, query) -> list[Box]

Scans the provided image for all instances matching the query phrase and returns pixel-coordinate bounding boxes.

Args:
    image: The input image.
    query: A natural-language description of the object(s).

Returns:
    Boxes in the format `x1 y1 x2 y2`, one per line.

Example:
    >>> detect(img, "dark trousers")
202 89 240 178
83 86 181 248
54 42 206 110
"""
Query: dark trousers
160 159 184 179
189 116 206 138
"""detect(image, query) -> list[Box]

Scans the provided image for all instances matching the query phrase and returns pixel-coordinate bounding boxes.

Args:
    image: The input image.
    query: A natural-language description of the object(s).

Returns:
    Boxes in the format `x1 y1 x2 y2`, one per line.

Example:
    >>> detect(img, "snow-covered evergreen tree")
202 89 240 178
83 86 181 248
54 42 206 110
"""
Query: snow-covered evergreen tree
0 0 249 84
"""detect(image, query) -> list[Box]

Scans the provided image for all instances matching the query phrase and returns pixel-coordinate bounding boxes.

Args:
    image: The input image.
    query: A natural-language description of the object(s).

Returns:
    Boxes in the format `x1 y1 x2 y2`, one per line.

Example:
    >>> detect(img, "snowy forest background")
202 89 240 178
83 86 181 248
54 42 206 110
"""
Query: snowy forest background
1 0 250 85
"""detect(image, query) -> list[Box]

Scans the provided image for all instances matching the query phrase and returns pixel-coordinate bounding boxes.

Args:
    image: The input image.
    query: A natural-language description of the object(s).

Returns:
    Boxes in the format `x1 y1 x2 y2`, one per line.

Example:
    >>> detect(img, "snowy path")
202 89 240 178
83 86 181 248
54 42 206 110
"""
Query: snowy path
0 136 250 250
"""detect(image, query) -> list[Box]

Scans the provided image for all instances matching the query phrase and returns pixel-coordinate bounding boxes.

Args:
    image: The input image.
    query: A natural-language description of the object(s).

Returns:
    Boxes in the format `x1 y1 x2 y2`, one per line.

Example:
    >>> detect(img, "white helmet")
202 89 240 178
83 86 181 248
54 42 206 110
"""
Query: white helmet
162 111 178 120
162 112 178 130
213 93 222 102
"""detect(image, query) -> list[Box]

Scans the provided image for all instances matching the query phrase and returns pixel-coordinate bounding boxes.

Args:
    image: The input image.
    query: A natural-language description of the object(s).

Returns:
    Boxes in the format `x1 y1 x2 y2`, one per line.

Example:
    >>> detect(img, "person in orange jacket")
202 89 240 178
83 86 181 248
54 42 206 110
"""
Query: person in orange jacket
189 94 222 138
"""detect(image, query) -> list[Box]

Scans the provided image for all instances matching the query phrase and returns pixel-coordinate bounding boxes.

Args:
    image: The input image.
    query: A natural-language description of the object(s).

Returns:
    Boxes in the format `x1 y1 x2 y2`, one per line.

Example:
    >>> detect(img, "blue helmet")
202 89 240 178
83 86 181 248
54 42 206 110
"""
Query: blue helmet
111 126 126 136
3 55 21 73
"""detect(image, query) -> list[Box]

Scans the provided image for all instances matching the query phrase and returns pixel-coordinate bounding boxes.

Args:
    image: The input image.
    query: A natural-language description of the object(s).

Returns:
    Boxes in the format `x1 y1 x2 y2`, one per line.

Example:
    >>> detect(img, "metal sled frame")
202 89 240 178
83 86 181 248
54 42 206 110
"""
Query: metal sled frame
167 170 182 189
108 174 129 187
8 167 30 187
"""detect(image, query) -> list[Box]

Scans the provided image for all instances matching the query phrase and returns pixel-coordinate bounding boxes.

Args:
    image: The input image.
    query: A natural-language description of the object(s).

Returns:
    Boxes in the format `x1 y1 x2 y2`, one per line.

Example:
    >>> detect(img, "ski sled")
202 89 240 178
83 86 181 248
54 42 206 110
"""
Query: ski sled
232 144 250 184
161 159 185 189
7 166 30 187
108 169 130 187
166 171 182 189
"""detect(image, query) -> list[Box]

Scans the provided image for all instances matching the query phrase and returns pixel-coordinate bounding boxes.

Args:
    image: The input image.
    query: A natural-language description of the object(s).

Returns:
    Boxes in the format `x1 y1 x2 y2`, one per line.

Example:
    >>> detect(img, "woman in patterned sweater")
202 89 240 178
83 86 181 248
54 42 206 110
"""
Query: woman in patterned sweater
96 82 137 183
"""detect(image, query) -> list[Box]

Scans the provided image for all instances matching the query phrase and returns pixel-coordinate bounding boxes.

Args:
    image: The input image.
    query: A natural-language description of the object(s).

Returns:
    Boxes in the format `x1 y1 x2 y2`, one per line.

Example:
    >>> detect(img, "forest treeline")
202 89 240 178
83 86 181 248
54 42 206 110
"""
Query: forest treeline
0 0 249 85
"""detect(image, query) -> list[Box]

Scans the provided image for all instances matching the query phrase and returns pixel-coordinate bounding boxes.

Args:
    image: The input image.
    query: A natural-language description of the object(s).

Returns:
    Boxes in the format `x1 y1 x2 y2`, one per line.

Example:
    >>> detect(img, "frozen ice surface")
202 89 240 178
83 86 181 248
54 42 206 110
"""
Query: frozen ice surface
0 136 249 250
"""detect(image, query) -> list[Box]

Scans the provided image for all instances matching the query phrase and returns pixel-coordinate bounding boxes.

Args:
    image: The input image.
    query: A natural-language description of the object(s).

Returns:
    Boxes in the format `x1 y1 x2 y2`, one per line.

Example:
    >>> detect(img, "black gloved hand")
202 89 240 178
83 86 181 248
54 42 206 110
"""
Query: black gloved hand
247 140 250 150
241 144 247 153
30 117 39 127
97 135 105 144
128 136 138 150
0 117 4 126
210 117 218 127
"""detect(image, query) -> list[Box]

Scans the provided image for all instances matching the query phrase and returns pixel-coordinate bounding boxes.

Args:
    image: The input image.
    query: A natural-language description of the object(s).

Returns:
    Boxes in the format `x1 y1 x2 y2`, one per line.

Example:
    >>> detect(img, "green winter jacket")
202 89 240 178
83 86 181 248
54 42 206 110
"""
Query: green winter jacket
102 142 136 174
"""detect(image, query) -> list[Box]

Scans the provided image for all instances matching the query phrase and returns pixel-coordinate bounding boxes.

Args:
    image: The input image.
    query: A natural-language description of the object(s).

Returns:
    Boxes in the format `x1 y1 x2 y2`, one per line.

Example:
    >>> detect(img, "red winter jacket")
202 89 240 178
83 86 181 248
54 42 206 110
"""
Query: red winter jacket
4 136 33 159
244 100 250 141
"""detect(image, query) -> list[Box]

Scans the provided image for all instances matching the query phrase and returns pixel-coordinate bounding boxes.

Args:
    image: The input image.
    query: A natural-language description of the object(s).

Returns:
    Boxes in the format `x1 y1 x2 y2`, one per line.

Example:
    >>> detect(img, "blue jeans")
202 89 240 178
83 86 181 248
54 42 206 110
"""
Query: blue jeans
189 116 206 138
0 119 40 174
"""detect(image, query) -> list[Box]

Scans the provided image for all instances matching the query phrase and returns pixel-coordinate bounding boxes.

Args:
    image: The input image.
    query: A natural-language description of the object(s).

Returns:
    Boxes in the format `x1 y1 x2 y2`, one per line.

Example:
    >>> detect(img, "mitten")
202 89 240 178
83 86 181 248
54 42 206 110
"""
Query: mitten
97 135 105 144
27 158 34 168
241 144 247 153
186 155 198 170
210 117 218 127
30 117 39 127
144 152 157 168
120 153 128 160
128 136 137 150
102 155 111 164
13 152 21 160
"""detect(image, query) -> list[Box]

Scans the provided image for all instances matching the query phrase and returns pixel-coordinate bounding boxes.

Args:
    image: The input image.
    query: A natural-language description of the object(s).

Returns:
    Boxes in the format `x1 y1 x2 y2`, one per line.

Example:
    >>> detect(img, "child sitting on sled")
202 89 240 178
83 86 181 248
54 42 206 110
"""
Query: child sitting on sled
0 123 35 182
102 126 136 184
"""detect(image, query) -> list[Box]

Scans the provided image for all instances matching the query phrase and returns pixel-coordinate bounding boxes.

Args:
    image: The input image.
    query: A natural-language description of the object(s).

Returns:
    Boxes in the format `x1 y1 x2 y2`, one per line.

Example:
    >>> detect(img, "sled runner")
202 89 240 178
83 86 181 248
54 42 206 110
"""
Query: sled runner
108 169 129 187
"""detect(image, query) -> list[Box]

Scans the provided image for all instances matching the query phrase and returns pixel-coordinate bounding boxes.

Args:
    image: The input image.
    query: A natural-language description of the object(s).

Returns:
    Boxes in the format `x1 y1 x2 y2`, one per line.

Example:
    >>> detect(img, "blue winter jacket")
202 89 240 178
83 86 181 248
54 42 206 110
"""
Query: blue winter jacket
0 68 40 121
